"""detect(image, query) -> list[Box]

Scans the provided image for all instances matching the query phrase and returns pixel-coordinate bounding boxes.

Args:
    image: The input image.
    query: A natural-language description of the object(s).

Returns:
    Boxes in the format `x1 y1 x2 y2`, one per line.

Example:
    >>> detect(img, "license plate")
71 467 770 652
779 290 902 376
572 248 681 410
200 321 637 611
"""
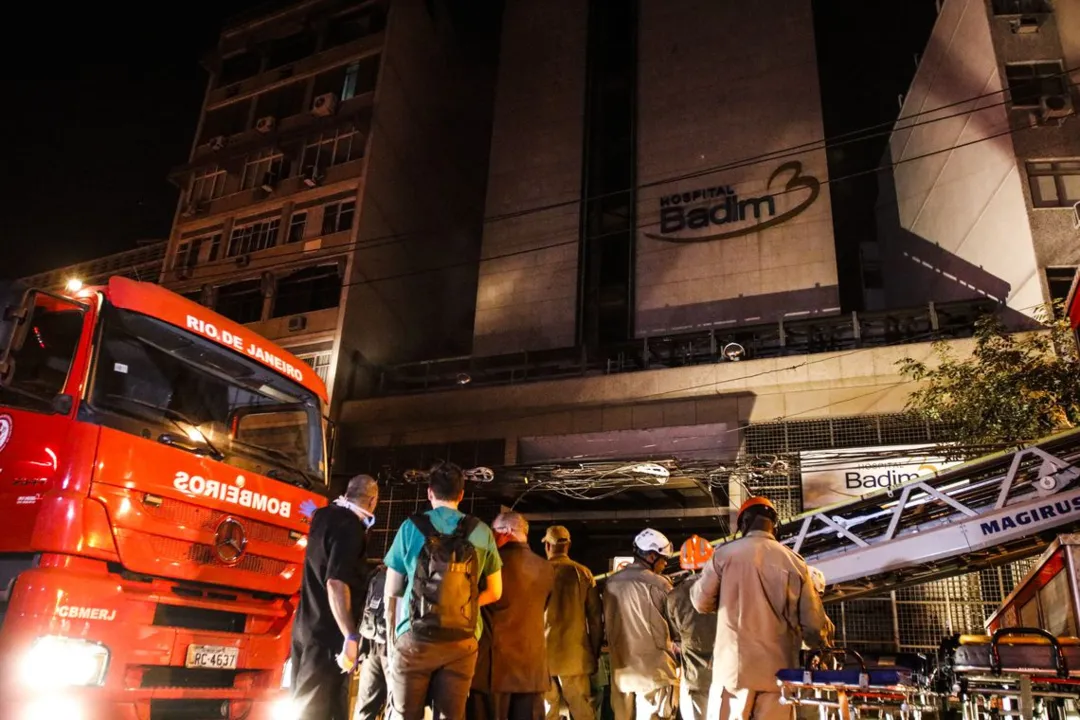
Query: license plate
185 645 239 670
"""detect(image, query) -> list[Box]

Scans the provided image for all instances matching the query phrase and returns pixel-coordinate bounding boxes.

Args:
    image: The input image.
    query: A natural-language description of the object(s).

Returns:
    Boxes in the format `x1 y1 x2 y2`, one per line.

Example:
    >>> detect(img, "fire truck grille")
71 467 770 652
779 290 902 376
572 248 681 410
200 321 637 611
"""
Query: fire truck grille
150 698 231 719
148 536 290 577
140 667 239 689
141 496 295 547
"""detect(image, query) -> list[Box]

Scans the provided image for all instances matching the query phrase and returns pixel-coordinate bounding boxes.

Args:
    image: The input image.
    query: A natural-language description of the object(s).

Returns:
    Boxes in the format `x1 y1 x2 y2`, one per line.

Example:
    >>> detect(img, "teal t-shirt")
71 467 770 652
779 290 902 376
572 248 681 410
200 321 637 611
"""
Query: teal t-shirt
384 506 502 640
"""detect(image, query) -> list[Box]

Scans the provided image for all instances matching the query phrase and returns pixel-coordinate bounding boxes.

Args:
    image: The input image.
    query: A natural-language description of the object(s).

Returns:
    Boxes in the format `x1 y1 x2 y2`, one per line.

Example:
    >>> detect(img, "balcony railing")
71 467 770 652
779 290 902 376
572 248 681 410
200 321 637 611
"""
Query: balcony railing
376 298 997 396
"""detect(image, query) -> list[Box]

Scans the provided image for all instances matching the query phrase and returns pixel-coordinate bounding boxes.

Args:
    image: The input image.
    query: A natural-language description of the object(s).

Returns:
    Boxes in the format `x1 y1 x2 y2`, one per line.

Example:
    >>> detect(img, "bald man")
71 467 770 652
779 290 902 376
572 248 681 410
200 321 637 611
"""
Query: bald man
479 512 555 720
291 474 379 720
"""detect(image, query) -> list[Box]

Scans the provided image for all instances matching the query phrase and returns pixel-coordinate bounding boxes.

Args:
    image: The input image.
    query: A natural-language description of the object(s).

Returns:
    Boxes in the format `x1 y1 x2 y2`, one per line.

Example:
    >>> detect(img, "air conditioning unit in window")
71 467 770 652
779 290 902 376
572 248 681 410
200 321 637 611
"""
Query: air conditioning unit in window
255 116 277 134
288 315 308 332
311 92 339 117
1039 93 1074 123
180 201 207 218
208 135 227 151
302 166 322 188
1010 15 1041 33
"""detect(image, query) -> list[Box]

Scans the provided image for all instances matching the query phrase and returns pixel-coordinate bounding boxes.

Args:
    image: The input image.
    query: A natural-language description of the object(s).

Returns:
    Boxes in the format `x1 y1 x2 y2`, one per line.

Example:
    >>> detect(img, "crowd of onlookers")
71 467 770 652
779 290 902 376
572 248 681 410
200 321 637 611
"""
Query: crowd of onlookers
288 462 833 720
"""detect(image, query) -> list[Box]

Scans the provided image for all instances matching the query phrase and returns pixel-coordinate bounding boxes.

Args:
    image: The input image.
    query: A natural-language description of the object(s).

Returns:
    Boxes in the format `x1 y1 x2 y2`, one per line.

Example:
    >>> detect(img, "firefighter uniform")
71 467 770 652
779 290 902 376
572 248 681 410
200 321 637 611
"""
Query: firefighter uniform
690 530 831 720
666 574 716 720
603 563 678 720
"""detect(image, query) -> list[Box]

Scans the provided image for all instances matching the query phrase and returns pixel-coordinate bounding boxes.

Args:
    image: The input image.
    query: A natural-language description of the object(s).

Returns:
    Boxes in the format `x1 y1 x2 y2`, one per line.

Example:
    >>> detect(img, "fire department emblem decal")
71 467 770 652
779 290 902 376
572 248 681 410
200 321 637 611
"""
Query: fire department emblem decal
0 414 12 453
213 516 247 565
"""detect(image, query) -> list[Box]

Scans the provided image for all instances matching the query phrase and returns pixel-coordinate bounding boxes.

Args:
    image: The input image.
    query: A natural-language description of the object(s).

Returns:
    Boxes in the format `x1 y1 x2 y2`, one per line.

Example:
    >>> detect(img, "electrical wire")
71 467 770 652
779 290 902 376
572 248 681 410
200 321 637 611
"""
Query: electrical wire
162 71 1080 290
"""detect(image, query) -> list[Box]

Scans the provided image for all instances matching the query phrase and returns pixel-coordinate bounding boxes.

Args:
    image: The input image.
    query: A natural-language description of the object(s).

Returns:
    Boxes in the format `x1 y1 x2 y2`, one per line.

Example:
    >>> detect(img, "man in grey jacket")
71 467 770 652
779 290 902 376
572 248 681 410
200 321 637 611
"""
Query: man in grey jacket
691 497 832 720
603 528 678 720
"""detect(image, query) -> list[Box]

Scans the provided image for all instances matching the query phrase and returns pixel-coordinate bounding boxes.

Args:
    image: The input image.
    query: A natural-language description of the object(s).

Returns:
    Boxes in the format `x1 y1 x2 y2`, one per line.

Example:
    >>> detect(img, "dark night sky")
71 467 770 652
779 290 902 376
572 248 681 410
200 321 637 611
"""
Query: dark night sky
0 2 939 283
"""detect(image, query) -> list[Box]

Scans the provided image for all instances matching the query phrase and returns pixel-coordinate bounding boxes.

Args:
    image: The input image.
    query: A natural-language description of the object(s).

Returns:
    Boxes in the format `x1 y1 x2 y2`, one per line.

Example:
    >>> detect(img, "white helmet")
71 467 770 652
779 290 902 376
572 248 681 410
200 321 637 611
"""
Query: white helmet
633 528 674 557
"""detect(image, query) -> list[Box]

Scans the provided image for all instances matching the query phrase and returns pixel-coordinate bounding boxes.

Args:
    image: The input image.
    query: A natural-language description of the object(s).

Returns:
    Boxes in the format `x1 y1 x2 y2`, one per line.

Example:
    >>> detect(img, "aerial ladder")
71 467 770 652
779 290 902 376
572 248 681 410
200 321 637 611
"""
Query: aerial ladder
764 428 1080 602
764 431 1080 720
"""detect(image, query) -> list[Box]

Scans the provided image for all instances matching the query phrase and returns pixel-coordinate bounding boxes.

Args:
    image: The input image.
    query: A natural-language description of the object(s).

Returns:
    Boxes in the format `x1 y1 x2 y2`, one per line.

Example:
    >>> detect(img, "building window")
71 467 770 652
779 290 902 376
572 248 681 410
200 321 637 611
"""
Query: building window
326 5 386 48
272 264 343 318
322 200 356 235
190 168 226 204
215 279 264 324
288 211 308 243
200 100 252 142
1047 267 1077 316
313 56 379 102
302 129 363 178
228 218 281 257
207 233 223 262
296 351 332 383
1027 160 1080 208
266 32 317 70
992 0 1051 14
241 149 285 190
175 241 192 272
578 0 638 347
254 82 307 122
1005 62 1068 108
181 290 204 306
218 51 261 86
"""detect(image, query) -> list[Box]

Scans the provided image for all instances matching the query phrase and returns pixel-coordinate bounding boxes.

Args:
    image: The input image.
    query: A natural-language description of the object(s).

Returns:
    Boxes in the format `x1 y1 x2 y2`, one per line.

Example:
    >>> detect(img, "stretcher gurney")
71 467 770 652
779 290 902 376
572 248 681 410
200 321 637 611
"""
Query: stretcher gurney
777 631 1080 720
934 629 1080 720
777 649 939 720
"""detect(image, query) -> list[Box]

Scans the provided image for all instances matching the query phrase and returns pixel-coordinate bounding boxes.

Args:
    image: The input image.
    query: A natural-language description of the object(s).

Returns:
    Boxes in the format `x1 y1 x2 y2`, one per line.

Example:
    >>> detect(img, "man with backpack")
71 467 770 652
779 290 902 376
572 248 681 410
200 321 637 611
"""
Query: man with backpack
384 461 504 720
355 563 389 720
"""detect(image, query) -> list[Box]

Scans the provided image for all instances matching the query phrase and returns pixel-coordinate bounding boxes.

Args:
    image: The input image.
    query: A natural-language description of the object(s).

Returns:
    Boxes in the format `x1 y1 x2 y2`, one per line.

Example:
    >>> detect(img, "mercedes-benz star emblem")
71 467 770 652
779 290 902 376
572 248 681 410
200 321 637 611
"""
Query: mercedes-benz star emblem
213 517 247 565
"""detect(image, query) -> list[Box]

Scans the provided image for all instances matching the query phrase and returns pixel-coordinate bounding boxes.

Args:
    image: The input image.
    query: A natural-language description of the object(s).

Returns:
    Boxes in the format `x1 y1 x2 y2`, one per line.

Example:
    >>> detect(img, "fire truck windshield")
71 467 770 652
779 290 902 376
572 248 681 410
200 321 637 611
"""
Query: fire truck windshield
86 305 327 489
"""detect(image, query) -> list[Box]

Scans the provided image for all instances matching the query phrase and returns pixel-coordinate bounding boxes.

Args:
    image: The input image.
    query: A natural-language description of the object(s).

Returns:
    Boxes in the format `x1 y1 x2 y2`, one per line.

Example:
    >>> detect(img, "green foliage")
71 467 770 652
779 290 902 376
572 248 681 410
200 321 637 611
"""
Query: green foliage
897 306 1080 448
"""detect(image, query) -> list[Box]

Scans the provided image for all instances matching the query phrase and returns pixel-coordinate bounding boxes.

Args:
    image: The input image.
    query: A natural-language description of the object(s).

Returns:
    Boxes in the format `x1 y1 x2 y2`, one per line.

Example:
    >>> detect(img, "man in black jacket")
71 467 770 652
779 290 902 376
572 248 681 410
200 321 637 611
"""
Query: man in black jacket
290 474 378 720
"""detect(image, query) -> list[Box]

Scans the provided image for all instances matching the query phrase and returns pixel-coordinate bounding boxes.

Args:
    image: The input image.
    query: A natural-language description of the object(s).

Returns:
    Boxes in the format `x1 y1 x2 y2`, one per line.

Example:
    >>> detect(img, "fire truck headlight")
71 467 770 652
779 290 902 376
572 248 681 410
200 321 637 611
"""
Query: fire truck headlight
281 656 292 689
271 697 299 720
23 695 84 720
21 636 109 688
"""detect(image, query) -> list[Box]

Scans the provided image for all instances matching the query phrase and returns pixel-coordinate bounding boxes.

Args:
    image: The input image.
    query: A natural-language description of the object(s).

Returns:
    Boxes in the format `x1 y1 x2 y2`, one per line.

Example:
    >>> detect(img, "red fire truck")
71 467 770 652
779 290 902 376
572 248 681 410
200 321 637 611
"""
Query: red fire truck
0 277 329 720
987 534 1080 638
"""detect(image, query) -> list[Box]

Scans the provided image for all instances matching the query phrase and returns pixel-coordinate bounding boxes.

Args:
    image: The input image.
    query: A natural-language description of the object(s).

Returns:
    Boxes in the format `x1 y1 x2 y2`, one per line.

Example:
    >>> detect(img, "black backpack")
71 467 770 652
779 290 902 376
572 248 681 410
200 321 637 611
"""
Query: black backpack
359 567 387 644
408 513 481 642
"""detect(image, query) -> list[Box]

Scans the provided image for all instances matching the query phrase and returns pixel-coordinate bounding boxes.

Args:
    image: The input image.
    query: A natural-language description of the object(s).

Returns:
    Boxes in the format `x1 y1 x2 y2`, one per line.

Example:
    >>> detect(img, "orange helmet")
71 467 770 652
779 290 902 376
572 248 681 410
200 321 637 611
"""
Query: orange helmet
680 535 714 571
737 496 778 526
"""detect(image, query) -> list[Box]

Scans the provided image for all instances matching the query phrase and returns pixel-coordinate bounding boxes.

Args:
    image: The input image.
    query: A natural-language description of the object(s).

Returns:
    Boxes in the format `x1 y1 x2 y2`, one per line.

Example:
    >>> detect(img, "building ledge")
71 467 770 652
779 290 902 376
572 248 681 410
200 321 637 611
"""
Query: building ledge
373 299 995 397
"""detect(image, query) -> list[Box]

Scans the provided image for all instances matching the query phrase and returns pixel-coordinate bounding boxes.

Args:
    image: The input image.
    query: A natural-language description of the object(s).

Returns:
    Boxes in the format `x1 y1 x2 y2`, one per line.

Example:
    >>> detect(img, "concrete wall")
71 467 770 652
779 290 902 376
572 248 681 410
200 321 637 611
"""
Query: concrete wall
989 2 1080 280
635 0 839 335
876 0 1080 318
333 0 499 402
471 0 588 356
339 338 966 460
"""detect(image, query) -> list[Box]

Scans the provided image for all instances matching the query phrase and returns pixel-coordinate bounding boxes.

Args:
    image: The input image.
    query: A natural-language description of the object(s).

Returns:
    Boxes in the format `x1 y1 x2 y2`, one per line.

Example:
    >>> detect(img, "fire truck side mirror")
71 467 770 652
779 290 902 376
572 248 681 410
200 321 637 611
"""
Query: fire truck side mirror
326 419 338 474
